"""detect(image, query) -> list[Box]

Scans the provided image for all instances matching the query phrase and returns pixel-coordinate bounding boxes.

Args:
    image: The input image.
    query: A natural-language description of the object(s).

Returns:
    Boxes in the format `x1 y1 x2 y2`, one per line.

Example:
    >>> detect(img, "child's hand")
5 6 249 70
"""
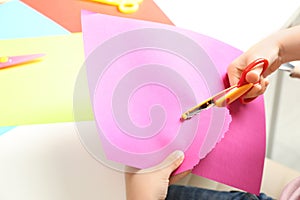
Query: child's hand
228 25 300 100
125 151 184 200
227 32 282 100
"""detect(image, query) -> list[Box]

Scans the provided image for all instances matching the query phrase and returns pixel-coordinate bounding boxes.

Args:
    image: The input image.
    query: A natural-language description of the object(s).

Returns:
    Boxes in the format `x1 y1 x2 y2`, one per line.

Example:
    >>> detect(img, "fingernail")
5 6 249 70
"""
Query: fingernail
173 150 184 160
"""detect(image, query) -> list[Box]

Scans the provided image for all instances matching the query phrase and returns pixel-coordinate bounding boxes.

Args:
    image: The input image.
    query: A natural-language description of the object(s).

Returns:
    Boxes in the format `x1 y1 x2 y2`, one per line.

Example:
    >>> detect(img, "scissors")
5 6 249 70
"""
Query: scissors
0 53 45 69
90 0 143 14
181 58 269 121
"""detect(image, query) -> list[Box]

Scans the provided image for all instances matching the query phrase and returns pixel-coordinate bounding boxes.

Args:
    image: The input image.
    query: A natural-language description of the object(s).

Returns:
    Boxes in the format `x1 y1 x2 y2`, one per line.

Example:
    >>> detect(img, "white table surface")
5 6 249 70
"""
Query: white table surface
1 1 299 199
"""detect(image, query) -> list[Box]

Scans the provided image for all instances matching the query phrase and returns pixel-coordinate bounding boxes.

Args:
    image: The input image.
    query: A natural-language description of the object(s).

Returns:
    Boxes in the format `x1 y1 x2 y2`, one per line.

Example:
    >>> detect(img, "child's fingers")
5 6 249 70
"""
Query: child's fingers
169 170 191 185
245 69 261 83
159 150 184 174
127 150 184 174
245 61 266 84
243 78 269 99
227 62 245 86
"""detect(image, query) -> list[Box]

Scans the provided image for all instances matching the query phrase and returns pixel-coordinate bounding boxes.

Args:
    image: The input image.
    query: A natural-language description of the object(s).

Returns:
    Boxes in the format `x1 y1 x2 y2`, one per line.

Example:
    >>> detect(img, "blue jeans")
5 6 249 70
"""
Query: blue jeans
166 185 273 200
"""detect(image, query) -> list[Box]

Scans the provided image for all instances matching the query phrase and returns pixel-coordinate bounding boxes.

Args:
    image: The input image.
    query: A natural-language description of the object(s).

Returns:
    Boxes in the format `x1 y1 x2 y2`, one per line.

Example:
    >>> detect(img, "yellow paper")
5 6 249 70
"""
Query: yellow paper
0 33 93 126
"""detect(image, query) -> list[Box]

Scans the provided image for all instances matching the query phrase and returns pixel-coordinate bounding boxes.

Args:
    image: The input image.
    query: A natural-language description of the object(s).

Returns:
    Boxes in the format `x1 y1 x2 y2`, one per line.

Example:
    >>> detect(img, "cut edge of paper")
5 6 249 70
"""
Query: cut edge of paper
173 108 232 175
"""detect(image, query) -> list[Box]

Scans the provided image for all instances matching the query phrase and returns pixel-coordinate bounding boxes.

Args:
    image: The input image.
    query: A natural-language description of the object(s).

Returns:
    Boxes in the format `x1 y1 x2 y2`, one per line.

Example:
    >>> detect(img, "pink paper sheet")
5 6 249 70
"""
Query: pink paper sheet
81 11 265 194
81 11 230 169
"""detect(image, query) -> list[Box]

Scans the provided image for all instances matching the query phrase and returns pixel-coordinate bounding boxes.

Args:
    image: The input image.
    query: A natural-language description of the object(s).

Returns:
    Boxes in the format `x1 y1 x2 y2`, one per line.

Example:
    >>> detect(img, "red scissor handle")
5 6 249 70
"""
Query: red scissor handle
237 58 269 103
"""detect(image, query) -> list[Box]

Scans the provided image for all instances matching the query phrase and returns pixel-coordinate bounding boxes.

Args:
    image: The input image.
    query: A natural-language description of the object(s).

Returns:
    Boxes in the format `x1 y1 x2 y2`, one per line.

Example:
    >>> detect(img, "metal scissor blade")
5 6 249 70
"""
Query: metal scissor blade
181 98 215 121
0 53 45 69
180 88 234 121
181 83 253 121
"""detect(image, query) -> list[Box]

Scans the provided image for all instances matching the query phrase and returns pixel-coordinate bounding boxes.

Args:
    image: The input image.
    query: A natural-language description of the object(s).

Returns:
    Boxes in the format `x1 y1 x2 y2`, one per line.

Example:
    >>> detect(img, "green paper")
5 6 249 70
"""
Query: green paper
0 33 93 126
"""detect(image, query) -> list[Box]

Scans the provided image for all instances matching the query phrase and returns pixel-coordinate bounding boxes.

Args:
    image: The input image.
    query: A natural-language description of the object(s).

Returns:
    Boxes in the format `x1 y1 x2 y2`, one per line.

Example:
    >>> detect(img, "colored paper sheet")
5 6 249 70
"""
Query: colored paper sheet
81 11 231 169
80 12 265 194
0 0 69 39
0 127 15 136
192 100 266 194
21 0 172 32
0 0 69 135
0 33 93 126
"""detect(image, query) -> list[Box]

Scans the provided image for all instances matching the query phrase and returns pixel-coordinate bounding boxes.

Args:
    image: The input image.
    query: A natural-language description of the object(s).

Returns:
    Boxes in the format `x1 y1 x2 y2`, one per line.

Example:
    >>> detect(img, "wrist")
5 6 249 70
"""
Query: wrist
277 29 288 65
277 25 300 64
